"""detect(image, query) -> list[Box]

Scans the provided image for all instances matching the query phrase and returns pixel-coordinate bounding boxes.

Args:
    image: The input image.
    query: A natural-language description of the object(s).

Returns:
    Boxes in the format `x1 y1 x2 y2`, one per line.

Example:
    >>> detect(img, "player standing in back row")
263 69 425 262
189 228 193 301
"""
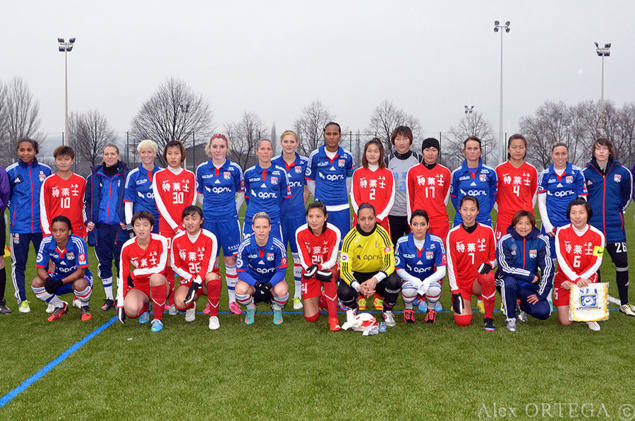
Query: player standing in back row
305 122 355 248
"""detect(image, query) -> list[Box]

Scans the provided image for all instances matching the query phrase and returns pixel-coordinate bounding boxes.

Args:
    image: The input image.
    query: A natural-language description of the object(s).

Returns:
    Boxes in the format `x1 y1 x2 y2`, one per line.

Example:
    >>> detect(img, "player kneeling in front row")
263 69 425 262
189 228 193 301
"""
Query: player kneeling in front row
295 201 342 331
338 203 401 327
497 210 553 332
32 216 93 321
235 212 289 325
396 209 447 324
171 206 222 330
553 198 606 331
447 196 498 331
117 211 170 332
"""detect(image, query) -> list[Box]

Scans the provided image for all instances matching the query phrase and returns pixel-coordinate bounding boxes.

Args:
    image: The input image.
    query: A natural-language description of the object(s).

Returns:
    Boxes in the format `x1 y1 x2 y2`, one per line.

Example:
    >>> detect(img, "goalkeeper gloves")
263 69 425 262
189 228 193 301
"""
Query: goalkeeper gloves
452 292 465 314
184 276 202 305
316 270 333 282
303 264 318 278
127 274 135 288
477 263 492 274
117 307 126 324
44 277 64 295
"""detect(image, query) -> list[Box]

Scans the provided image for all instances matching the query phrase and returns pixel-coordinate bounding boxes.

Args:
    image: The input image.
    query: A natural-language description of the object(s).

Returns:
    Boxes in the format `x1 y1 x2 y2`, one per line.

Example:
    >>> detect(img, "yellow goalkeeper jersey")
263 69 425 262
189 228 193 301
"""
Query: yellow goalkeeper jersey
340 224 395 286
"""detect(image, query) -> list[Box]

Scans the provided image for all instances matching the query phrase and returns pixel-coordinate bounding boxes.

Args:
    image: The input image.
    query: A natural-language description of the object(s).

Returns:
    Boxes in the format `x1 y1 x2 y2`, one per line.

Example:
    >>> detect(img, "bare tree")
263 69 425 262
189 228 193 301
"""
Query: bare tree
0 82 8 150
367 100 421 154
3 77 42 153
293 100 335 157
225 111 267 172
130 77 213 165
446 111 497 168
69 110 117 166
613 102 635 169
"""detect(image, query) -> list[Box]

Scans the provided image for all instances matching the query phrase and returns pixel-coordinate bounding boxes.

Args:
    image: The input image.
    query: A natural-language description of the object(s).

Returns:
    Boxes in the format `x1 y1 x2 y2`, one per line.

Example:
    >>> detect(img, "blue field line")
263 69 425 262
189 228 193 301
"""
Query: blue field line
203 307 621 315
0 316 117 408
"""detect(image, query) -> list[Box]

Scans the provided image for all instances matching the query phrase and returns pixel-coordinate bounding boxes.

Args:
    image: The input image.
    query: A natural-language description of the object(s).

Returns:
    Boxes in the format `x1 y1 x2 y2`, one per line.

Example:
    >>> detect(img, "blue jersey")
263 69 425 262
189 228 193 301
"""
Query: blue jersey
272 153 309 218
496 226 553 299
583 157 632 243
243 163 290 224
537 162 587 230
197 159 244 222
7 158 52 233
236 235 288 285
450 159 497 226
35 234 92 278
124 163 162 222
395 232 446 279
85 161 129 226
305 145 355 209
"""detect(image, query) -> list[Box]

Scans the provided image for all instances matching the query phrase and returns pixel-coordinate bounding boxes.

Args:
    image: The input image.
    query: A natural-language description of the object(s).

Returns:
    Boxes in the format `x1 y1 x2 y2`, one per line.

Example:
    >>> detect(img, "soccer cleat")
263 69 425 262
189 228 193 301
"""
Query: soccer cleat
150 319 163 332
47 300 68 314
517 310 528 323
168 304 178 316
19 300 31 313
358 297 366 311
587 321 601 331
425 309 437 324
382 311 396 327
185 302 196 322
0 300 11 314
329 317 341 331
139 311 150 324
620 304 635 317
209 316 220 330
418 300 428 313
477 299 484 314
338 300 350 312
506 318 517 332
72 299 82 309
48 302 68 322
434 301 443 312
484 317 495 332
293 297 303 310
245 307 256 325
403 309 415 324
203 302 212 315
80 306 92 321
373 296 384 311
229 302 242 315
101 299 114 311
273 309 283 325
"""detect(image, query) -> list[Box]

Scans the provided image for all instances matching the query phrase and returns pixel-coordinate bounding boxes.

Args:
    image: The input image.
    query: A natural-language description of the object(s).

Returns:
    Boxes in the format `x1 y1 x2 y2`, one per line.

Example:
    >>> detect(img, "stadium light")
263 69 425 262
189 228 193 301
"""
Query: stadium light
494 20 511 164
595 41 611 135
58 37 76 146
465 105 474 114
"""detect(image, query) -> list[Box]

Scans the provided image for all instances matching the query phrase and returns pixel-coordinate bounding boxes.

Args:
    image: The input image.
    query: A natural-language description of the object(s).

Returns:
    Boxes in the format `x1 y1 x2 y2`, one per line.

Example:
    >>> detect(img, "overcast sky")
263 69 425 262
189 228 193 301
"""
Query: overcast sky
2 0 634 149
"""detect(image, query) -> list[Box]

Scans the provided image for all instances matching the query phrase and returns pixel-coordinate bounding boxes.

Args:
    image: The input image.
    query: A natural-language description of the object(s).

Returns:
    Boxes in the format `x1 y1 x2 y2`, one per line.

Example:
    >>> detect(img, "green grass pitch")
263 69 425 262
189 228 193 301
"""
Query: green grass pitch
1 207 635 420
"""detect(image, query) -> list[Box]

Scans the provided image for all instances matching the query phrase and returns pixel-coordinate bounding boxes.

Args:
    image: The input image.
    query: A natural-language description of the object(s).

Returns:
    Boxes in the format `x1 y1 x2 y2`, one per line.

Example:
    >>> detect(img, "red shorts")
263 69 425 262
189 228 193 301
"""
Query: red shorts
159 223 178 246
553 277 598 307
455 287 478 301
428 223 449 245
301 269 339 300
127 283 151 299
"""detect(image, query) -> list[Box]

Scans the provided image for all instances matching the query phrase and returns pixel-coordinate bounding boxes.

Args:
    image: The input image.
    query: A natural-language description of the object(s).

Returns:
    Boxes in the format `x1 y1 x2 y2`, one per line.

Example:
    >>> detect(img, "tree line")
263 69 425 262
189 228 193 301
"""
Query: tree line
1 76 634 172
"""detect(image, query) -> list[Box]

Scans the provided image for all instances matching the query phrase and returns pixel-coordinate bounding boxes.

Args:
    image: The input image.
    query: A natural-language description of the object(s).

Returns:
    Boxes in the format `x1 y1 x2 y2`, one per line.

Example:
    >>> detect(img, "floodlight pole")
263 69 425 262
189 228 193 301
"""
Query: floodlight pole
595 42 611 135
58 38 75 146
494 21 510 165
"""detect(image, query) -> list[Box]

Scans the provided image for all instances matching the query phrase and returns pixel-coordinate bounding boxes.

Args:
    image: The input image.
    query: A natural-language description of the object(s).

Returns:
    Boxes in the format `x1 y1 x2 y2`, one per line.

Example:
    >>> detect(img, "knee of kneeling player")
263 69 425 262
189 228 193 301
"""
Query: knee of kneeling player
337 283 357 304
532 301 551 320
304 312 320 322
454 313 473 326
401 286 417 303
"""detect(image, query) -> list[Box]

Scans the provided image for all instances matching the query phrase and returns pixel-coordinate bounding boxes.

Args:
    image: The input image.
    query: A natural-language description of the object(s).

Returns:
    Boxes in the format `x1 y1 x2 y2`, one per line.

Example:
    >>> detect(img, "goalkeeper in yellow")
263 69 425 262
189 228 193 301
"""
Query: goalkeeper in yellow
338 203 401 327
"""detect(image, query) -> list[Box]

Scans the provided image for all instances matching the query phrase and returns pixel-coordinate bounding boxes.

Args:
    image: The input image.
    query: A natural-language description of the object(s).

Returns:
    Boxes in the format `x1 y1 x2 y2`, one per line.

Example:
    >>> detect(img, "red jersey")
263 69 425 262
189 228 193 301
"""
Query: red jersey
170 229 218 287
406 163 451 235
152 167 197 235
494 161 538 239
554 224 605 285
295 222 341 271
40 173 86 237
446 223 496 292
351 167 394 232
118 233 169 298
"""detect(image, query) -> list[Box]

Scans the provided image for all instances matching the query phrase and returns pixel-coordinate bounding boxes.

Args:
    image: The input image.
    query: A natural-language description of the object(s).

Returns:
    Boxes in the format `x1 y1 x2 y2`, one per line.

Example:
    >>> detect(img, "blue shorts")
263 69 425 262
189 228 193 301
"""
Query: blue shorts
203 218 242 256
50 273 94 296
327 208 350 249
243 220 283 241
281 216 306 254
